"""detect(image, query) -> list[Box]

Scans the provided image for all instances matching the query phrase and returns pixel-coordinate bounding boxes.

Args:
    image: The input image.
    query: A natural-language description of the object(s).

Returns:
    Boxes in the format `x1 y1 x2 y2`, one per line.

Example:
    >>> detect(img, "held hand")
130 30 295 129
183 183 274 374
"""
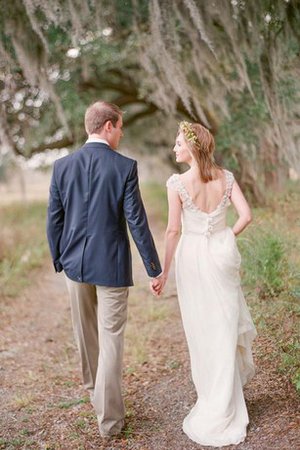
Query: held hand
150 273 167 297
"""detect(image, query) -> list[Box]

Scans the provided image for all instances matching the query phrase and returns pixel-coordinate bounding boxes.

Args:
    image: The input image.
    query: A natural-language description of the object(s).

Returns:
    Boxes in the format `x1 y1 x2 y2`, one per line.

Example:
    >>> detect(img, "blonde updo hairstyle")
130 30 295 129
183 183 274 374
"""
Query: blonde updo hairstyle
179 121 222 182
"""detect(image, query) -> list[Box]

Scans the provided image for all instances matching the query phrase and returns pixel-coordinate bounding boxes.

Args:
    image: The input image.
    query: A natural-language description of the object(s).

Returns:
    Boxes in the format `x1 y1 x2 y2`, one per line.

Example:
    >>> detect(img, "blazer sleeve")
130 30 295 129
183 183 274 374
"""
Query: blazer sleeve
123 160 162 278
46 163 64 272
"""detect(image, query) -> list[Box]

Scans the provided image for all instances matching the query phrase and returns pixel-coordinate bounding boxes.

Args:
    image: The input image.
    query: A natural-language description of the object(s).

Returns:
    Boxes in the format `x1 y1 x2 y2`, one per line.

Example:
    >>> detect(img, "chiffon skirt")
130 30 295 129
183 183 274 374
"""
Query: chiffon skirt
175 227 257 447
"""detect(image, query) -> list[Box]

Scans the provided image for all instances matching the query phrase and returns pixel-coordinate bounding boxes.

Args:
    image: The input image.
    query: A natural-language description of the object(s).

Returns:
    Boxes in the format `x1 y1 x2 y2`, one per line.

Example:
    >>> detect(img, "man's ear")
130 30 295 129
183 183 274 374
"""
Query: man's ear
105 120 113 132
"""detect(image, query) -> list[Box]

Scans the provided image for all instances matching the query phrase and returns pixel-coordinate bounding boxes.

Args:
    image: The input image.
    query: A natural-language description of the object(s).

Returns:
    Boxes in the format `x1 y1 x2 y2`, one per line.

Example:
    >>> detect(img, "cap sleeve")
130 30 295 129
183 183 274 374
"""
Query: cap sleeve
225 170 235 199
166 174 180 192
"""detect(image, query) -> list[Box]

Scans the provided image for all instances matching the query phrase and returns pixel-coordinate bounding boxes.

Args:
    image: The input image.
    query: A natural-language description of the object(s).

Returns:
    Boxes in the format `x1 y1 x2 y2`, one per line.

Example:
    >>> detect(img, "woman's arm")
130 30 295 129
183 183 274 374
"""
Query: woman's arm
230 180 252 236
163 187 182 275
152 187 182 296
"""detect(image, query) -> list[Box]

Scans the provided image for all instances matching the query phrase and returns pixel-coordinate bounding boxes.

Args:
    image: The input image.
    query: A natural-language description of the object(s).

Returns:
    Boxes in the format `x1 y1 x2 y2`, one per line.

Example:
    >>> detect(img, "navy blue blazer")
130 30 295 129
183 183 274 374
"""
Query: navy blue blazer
46 142 162 286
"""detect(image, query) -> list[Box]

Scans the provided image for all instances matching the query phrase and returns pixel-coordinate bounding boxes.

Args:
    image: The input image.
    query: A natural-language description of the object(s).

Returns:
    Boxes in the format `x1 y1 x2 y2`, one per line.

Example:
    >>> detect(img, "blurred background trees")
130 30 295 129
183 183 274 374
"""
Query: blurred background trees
0 0 300 203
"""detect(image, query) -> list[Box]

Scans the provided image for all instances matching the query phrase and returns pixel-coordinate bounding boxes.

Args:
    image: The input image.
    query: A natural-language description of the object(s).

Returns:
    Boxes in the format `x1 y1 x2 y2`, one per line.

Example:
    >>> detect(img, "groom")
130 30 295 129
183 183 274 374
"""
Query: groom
46 100 162 438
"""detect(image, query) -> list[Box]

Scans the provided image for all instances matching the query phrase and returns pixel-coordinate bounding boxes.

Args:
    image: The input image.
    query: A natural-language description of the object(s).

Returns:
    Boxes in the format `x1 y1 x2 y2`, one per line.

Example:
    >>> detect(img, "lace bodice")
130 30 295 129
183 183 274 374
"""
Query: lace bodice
166 169 235 237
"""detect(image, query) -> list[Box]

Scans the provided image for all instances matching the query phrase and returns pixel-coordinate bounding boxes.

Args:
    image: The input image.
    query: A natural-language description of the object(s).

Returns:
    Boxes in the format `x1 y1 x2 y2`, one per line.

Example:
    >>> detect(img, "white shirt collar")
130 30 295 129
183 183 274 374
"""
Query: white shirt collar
86 137 109 146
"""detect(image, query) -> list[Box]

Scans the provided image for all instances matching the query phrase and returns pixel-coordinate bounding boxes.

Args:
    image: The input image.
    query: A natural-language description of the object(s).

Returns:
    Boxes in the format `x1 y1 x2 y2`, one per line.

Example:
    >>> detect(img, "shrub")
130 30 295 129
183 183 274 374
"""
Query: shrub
239 229 289 299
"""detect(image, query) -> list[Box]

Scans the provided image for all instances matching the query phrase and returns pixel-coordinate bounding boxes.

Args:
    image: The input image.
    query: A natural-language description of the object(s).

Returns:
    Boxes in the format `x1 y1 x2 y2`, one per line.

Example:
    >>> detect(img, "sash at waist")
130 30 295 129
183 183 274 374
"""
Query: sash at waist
182 225 227 237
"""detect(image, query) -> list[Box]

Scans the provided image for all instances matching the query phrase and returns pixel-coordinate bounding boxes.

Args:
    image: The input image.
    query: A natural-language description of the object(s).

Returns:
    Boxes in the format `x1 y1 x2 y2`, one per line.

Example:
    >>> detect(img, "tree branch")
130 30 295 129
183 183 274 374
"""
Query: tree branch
78 72 138 96
27 135 75 156
123 104 158 126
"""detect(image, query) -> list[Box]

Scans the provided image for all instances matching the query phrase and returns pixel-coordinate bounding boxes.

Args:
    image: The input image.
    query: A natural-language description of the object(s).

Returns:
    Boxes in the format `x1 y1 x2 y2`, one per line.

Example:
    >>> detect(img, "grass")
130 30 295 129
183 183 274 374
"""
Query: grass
141 182 168 223
125 319 149 366
12 394 34 410
0 201 48 298
0 438 26 449
57 396 90 409
236 183 300 392
239 229 291 298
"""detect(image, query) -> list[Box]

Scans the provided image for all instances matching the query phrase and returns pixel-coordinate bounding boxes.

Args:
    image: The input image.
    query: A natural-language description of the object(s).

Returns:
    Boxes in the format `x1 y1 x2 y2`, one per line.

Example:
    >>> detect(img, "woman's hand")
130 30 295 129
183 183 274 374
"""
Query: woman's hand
150 273 168 296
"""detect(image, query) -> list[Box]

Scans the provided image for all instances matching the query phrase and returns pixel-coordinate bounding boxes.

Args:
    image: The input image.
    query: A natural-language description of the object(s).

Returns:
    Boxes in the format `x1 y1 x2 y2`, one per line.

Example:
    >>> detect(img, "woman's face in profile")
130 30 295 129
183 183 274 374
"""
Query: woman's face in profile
173 132 193 164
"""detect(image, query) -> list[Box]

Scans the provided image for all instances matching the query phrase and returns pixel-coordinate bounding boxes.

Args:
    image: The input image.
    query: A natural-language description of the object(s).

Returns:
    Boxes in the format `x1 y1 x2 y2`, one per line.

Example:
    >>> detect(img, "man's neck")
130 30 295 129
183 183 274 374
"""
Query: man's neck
86 135 110 146
88 133 107 140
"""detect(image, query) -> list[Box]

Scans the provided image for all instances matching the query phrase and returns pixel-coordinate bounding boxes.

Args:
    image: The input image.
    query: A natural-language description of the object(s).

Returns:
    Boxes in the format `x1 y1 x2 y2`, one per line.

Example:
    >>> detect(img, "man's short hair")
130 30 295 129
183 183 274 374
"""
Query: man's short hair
85 101 122 135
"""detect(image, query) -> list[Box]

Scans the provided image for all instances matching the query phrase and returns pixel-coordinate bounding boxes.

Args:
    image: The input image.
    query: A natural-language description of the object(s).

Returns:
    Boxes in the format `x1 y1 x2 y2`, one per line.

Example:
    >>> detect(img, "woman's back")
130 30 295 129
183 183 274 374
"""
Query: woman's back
179 168 227 214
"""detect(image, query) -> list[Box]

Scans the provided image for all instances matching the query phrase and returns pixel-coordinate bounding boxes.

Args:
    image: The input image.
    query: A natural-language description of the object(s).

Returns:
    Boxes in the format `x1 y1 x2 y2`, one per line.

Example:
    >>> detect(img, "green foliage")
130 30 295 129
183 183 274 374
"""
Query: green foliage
252 292 300 392
141 182 168 224
215 63 270 159
240 230 289 299
0 202 48 298
235 188 300 391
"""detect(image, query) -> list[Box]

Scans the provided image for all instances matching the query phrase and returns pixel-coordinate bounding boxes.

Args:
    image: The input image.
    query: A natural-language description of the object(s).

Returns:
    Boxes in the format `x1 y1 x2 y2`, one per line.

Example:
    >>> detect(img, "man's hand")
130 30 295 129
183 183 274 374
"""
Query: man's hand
150 273 167 297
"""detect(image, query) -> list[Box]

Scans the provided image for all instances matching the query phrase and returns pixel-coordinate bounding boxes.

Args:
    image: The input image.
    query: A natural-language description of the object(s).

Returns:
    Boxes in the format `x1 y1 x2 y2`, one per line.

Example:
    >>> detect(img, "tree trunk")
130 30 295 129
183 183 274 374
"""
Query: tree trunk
234 152 266 206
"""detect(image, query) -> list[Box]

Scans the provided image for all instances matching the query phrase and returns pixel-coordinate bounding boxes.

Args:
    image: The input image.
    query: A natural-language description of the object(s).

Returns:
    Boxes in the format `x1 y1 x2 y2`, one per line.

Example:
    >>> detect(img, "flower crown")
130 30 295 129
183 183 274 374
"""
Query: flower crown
179 121 199 147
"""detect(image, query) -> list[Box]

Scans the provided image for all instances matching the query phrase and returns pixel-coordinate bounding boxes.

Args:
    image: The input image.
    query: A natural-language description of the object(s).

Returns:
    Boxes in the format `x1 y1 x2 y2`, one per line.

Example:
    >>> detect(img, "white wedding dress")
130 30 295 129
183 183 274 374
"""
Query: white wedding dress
167 170 257 447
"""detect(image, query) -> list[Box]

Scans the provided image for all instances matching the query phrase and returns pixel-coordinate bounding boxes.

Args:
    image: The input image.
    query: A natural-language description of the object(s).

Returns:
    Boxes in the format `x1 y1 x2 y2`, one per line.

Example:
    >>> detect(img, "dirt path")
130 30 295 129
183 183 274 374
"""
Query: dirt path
1 231 299 449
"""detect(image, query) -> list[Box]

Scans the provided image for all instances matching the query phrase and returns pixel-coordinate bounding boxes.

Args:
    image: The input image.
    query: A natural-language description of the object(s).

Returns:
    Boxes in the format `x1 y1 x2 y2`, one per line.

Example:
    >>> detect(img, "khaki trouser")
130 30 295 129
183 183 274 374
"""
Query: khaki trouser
64 274 129 436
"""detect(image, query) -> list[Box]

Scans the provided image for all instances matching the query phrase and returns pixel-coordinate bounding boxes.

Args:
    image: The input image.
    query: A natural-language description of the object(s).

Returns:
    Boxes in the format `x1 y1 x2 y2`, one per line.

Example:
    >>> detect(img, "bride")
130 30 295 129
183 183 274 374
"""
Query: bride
152 121 257 447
